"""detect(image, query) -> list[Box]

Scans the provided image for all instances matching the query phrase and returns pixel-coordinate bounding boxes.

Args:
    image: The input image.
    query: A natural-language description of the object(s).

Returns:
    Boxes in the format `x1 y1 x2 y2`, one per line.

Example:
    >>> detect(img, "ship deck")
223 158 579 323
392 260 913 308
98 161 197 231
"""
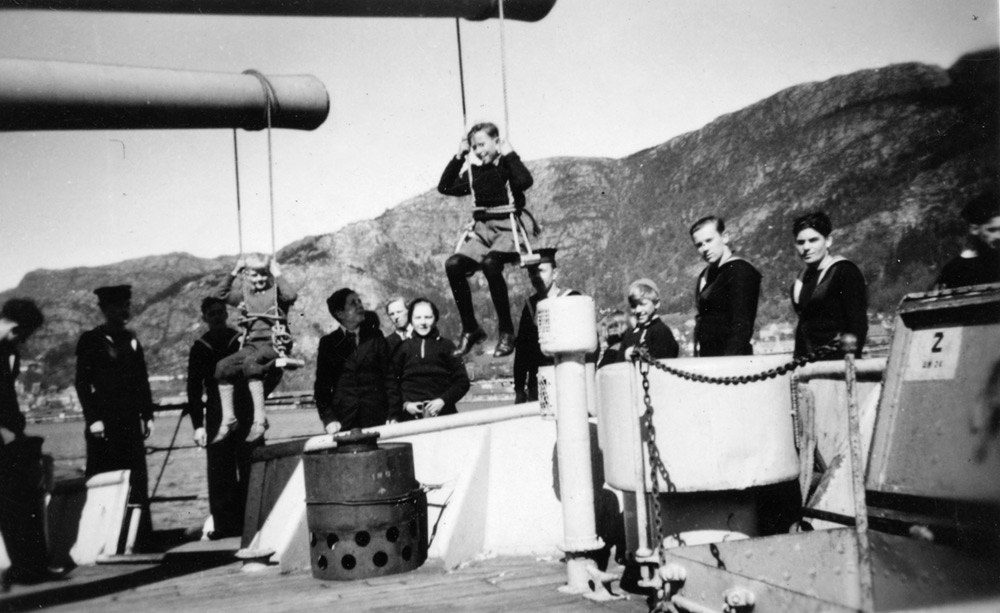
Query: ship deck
1 537 647 613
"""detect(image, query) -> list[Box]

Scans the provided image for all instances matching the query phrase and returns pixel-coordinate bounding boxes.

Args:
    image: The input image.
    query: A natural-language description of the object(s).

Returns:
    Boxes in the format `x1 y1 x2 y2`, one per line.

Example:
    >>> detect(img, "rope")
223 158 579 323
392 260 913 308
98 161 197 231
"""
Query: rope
497 0 511 140
455 18 468 123
454 18 477 204
242 69 280 313
232 129 244 256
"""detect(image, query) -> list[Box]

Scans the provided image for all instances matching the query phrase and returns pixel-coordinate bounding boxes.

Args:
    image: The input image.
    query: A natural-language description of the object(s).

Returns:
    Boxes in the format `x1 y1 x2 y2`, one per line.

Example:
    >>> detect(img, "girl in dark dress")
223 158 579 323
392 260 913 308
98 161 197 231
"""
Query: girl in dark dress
392 299 470 420
790 212 868 359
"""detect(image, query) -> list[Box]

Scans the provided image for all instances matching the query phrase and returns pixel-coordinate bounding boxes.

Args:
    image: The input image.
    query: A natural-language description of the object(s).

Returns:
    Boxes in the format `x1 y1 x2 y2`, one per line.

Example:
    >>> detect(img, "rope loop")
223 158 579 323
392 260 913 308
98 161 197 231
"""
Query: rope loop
242 69 280 129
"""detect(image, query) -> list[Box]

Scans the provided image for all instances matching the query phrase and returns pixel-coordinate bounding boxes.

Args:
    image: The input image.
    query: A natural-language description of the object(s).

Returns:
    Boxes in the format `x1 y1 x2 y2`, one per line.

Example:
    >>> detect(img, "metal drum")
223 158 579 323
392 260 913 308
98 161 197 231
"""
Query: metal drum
303 431 427 580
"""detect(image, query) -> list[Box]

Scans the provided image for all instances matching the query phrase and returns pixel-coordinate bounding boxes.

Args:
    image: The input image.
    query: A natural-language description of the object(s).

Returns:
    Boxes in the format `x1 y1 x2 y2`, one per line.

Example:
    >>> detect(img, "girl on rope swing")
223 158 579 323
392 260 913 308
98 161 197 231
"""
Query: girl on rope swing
438 122 535 358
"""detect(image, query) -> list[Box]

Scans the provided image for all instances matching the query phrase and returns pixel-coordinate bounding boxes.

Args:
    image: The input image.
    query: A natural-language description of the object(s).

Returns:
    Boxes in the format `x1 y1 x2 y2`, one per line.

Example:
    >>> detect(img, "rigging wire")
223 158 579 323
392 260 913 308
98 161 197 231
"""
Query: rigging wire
454 18 476 202
497 0 511 140
232 129 244 256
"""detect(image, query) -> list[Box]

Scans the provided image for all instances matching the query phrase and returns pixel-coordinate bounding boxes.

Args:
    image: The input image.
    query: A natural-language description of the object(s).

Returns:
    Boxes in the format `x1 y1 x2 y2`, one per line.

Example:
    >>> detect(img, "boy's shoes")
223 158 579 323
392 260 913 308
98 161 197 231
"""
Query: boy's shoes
211 418 239 445
207 528 241 541
493 332 516 358
2 566 70 592
246 421 268 444
453 327 487 357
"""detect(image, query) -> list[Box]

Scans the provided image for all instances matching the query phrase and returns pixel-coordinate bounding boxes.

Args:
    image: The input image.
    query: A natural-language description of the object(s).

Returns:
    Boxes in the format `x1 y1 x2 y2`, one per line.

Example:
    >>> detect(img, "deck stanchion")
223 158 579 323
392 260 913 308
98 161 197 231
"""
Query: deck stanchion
842 335 875 611
536 296 607 596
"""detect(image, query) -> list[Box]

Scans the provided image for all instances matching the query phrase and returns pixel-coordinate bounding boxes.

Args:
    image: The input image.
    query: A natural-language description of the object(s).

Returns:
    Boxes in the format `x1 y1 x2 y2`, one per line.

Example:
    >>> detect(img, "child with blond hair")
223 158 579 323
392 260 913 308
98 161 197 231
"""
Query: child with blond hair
211 254 298 443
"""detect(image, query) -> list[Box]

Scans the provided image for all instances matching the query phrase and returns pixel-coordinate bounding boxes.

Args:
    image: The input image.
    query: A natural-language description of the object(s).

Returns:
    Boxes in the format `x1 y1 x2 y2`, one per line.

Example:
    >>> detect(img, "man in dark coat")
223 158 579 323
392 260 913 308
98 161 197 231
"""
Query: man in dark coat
186 296 257 539
512 248 595 403
315 288 399 433
689 216 762 356
75 284 155 534
0 298 59 590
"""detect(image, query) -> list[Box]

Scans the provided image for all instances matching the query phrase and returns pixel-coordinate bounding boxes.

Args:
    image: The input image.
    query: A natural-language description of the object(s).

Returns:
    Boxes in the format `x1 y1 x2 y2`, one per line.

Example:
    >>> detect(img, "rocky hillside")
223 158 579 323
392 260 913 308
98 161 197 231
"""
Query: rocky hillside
6 50 997 391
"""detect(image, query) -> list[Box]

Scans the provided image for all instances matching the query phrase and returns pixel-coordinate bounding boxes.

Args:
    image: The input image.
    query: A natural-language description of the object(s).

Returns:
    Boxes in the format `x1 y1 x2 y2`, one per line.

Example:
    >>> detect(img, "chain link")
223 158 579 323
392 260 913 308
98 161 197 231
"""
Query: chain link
632 342 841 386
634 343 840 611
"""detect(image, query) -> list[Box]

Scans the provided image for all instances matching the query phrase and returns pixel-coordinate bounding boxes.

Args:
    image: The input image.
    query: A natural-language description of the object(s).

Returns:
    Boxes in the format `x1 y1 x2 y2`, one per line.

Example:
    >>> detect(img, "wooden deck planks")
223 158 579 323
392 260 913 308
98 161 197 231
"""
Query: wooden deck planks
29 556 646 613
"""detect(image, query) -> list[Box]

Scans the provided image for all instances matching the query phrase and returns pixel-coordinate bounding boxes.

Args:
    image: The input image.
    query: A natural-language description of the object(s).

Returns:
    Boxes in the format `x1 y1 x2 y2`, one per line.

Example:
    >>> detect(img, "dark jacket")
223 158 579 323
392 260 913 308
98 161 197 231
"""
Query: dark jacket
933 244 1000 290
385 330 407 355
513 288 598 400
437 152 534 213
75 326 154 432
213 273 298 344
314 311 398 429
616 318 679 362
75 325 153 494
187 328 252 437
392 329 470 420
0 340 25 438
791 258 868 359
695 258 762 357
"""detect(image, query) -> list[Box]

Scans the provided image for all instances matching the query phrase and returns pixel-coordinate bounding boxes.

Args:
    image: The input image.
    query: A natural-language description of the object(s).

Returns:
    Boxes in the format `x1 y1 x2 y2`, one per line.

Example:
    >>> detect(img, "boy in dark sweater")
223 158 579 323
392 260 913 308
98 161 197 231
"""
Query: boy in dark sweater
439 122 534 359
618 278 679 362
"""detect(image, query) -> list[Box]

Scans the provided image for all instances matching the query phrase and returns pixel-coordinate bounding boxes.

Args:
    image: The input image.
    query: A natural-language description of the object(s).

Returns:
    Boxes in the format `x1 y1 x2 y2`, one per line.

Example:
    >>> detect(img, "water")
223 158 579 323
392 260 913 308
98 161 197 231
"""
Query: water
27 400 511 532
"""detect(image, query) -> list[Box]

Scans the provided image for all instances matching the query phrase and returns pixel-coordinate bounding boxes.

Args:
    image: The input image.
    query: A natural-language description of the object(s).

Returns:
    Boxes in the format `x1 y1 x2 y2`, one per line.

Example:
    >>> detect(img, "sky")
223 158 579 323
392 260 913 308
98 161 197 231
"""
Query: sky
1 0 997 291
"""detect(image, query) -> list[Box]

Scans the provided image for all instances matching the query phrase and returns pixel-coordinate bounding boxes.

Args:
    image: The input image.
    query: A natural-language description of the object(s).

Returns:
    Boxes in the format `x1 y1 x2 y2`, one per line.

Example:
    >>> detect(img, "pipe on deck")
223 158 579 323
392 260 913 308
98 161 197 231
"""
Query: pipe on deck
303 402 540 453
797 357 886 380
0 59 329 131
0 0 558 21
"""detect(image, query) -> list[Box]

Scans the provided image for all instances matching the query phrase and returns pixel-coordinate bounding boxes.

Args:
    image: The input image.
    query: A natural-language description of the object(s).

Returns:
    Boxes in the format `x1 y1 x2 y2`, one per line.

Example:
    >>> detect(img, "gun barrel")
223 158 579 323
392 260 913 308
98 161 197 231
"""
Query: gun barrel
0 0 558 22
0 60 330 131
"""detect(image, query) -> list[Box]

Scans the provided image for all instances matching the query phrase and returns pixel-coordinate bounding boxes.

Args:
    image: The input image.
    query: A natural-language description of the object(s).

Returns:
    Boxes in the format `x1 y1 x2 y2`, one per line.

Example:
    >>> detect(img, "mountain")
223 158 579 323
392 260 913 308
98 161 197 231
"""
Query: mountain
6 49 998 392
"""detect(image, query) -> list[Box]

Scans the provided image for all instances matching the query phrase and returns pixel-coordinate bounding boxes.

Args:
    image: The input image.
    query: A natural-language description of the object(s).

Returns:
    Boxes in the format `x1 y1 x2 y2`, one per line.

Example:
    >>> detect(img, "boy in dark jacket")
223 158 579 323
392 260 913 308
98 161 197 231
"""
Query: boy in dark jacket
616 278 679 362
439 122 534 358
315 288 398 433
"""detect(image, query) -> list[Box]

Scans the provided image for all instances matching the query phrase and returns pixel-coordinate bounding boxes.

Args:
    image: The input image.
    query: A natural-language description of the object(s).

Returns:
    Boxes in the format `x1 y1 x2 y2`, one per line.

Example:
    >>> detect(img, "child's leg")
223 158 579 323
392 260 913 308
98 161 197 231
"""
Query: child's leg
243 343 279 443
212 350 250 444
445 253 481 333
481 252 514 335
210 384 239 444
246 379 268 443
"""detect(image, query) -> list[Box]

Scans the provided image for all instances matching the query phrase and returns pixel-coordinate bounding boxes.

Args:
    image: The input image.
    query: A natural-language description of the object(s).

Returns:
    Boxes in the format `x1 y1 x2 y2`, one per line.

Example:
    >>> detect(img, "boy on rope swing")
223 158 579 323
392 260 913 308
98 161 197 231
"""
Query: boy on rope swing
211 253 298 443
438 122 535 358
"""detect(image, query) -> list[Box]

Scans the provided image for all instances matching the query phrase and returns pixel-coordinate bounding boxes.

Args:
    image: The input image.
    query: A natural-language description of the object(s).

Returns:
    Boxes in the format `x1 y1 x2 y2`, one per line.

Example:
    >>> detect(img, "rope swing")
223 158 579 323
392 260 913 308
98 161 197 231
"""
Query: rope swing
230 69 302 371
453 2 541 268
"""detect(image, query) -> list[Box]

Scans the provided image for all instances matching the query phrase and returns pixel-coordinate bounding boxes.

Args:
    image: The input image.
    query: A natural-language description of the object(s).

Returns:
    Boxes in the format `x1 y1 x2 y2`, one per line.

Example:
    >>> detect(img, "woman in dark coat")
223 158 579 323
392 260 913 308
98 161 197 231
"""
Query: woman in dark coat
314 288 399 433
392 299 470 420
789 212 868 360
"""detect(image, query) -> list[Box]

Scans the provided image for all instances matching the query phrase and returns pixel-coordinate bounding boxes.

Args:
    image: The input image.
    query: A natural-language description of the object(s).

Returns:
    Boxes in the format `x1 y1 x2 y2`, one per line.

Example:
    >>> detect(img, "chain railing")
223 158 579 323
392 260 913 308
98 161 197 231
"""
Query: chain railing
630 343 843 612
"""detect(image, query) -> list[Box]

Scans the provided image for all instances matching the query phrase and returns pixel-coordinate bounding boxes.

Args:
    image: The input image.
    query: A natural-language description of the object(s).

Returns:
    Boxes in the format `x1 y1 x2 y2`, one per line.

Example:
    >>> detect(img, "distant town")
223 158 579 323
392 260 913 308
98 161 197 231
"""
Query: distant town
15 316 893 425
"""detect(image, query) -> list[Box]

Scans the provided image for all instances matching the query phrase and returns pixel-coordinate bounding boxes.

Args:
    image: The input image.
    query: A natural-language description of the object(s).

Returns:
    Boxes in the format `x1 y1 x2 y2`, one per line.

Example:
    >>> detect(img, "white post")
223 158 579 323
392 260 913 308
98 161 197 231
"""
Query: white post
537 296 604 593
554 354 602 551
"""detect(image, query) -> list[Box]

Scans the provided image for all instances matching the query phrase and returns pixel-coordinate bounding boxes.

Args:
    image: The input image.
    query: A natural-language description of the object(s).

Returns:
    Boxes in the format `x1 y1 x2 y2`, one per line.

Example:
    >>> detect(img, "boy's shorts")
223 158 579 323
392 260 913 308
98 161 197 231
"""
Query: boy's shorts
215 340 282 382
457 217 519 263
